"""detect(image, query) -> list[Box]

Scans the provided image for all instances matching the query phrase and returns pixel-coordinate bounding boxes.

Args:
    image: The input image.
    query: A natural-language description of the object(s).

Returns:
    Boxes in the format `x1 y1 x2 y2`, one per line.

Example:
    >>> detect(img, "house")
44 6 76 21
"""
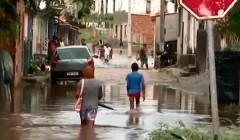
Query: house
92 0 160 14
32 0 82 57
112 1 177 48
32 17 48 55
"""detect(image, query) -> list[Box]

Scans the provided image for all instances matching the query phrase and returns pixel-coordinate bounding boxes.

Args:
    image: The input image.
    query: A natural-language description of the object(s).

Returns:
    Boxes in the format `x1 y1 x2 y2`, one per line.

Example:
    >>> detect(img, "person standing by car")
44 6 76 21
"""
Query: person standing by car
75 78 103 128
125 63 146 110
47 35 59 62
59 37 65 47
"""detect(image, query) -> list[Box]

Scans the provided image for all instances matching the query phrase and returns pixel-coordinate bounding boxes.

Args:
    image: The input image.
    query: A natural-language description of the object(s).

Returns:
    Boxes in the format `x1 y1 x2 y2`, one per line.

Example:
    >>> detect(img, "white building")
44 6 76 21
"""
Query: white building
180 8 199 54
92 0 161 14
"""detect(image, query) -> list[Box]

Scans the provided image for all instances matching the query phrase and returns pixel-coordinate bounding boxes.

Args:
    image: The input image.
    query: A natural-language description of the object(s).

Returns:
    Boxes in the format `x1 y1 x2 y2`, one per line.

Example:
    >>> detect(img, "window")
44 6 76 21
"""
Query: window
92 0 95 11
106 0 108 14
57 48 90 59
115 25 118 34
199 20 205 29
113 0 116 12
146 0 151 14
101 0 104 14
124 25 127 36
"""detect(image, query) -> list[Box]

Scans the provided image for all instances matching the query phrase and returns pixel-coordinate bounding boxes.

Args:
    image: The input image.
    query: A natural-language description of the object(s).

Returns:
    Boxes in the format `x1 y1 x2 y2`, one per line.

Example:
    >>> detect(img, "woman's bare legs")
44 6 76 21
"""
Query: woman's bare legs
81 120 87 126
81 120 95 128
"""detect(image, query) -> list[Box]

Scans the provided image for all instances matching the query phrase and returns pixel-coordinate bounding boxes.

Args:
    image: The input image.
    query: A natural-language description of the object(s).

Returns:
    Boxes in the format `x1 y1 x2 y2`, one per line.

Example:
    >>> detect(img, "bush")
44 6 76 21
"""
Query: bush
147 122 240 140
28 58 38 74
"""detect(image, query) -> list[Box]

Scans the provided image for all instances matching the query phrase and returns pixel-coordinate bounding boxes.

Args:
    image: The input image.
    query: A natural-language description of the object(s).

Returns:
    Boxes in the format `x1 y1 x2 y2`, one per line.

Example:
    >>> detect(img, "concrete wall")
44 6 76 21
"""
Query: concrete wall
32 17 48 54
14 0 25 85
180 9 199 54
113 14 154 47
155 13 178 43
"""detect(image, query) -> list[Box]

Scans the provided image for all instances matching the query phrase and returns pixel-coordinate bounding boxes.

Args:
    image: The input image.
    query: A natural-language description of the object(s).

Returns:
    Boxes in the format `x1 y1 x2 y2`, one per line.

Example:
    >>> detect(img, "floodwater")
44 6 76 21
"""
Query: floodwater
0 83 232 140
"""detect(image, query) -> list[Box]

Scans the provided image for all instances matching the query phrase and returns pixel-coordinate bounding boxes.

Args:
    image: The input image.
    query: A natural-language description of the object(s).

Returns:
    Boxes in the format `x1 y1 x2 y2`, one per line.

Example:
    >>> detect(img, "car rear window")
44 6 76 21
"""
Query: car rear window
57 47 90 59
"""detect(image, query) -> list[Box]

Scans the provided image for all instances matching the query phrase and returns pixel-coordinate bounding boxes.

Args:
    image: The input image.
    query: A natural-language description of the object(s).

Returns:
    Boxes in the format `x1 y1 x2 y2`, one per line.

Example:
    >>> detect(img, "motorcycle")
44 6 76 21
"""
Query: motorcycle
157 51 173 67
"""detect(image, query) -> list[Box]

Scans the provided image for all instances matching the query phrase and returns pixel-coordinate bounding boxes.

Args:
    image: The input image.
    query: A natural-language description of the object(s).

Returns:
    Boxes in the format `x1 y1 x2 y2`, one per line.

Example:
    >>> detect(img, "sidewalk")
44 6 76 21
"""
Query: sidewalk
23 73 50 83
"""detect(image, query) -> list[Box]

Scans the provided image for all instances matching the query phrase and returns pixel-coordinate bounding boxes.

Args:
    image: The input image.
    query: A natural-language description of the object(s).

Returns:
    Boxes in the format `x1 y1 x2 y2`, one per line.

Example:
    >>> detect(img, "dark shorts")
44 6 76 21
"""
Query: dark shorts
128 92 141 98
140 57 148 64
80 109 98 121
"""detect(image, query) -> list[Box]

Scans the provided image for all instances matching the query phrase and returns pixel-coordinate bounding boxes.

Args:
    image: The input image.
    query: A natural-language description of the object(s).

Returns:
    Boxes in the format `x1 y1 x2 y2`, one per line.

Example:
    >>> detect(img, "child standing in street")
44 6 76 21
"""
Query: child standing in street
125 63 146 110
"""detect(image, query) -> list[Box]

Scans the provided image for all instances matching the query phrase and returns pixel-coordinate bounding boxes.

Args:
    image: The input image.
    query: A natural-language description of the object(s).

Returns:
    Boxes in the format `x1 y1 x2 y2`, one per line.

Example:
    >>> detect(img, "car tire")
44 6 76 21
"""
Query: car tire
51 72 57 84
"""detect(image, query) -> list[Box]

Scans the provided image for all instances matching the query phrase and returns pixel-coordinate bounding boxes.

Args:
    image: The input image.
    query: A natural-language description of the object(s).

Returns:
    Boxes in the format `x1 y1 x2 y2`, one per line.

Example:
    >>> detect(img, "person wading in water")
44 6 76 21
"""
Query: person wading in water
125 63 146 111
75 78 103 128
138 44 149 70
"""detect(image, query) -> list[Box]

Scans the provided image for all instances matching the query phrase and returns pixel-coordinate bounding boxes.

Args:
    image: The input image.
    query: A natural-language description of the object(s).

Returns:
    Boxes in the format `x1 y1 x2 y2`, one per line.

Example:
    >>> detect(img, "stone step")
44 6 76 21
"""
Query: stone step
188 65 197 73
180 71 191 77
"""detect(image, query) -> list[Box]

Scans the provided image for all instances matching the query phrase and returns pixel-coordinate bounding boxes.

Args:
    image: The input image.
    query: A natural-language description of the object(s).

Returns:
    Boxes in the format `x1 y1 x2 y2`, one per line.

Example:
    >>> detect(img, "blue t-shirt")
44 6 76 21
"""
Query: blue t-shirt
125 72 144 94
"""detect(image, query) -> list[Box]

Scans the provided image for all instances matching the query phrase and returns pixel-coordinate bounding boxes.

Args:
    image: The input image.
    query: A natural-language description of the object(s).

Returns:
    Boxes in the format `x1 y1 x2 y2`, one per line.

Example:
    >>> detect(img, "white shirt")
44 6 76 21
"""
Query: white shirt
104 46 111 55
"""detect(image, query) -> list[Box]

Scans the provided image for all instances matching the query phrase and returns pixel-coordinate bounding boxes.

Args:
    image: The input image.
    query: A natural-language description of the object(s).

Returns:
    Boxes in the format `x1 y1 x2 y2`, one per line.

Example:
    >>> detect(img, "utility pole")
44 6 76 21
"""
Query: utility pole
160 0 165 52
207 20 220 140
156 0 165 68
127 0 132 57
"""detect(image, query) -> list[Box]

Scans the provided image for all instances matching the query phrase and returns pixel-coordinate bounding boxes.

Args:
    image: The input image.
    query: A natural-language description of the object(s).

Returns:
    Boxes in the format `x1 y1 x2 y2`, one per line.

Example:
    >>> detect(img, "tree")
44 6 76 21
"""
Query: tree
0 0 93 38
0 0 19 37
215 3 240 47
77 0 94 19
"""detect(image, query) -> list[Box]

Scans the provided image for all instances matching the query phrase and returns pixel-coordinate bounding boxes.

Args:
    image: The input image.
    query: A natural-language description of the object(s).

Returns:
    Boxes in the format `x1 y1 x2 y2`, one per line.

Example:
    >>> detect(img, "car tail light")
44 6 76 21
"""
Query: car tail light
51 56 59 68
87 56 94 65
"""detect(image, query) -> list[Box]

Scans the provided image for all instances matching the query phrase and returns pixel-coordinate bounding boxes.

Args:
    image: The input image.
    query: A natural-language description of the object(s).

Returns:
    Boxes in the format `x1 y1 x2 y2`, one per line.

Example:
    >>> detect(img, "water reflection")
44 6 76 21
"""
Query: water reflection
78 128 97 140
127 115 140 126
0 83 231 140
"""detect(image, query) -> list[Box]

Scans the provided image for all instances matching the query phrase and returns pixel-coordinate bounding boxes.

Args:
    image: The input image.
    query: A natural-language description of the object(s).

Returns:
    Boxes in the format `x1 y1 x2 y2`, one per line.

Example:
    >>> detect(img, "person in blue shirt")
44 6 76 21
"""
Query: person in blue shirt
125 63 146 110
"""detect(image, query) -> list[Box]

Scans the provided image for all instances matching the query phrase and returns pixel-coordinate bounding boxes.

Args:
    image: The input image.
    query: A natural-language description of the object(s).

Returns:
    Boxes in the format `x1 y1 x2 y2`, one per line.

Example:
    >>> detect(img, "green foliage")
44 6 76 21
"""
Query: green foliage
28 58 39 74
215 4 240 48
227 4 240 37
147 123 240 140
23 0 38 16
0 0 19 37
0 0 93 38
81 28 107 43
216 4 240 38
38 5 59 18
103 13 113 21
77 0 94 19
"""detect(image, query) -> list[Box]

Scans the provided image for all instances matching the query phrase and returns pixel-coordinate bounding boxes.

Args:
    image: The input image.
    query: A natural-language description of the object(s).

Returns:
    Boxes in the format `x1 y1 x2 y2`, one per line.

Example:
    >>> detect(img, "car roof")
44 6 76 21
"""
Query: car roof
56 45 88 50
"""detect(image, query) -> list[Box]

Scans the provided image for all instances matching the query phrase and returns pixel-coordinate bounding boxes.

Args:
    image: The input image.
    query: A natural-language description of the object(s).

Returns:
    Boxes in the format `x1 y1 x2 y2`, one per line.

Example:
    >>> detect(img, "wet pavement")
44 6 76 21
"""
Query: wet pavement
93 53 154 69
0 83 214 140
0 49 236 140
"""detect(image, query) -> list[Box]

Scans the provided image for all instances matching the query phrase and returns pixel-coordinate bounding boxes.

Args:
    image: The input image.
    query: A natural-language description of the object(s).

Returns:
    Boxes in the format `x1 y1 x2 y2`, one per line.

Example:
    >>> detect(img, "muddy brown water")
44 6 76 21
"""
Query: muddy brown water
0 83 234 140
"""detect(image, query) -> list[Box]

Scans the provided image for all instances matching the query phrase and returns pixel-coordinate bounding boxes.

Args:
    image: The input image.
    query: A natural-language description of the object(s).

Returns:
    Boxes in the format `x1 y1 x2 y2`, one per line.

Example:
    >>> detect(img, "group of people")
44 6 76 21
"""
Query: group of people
75 62 145 128
92 40 113 62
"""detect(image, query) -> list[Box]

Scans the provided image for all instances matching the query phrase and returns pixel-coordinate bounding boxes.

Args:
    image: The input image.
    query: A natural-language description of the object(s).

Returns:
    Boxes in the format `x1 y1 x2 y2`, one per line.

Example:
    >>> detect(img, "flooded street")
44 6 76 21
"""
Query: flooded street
0 52 235 140
0 83 212 140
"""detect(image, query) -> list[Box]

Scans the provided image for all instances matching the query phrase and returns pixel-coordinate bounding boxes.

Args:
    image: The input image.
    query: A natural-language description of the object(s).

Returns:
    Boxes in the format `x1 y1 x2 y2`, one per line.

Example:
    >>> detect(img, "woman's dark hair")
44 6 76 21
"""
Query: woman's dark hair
131 63 139 71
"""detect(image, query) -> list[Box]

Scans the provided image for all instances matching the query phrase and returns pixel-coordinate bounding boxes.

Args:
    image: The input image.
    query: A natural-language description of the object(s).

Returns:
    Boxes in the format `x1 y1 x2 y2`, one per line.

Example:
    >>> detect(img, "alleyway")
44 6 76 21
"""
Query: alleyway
0 50 211 140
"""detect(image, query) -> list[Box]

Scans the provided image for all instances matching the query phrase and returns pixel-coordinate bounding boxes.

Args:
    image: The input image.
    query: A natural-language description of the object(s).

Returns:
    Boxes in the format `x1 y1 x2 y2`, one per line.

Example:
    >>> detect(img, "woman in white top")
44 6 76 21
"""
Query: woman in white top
104 44 111 62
